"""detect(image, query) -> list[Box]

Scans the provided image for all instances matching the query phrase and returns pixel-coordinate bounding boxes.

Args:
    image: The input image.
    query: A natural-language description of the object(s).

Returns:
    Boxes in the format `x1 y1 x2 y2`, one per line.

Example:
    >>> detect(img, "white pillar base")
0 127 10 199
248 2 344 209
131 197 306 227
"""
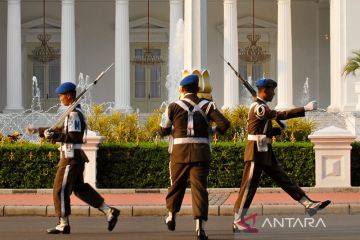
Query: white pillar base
309 126 355 187
82 130 105 189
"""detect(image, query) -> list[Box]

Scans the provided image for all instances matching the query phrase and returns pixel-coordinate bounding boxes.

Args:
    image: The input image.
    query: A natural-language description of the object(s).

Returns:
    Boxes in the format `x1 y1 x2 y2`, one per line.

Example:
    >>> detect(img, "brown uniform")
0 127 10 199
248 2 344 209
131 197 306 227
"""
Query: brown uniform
160 93 230 220
234 97 307 218
40 105 104 217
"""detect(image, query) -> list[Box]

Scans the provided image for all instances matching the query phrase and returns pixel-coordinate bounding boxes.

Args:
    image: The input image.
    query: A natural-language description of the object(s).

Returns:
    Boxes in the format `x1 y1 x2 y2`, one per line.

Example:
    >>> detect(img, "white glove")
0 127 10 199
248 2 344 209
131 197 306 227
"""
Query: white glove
44 129 54 139
304 100 317 111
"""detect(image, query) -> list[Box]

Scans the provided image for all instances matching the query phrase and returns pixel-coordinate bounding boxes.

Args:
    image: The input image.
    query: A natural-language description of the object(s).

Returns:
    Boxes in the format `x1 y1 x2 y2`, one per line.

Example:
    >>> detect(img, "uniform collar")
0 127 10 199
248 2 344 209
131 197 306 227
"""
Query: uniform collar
183 93 199 102
257 97 268 104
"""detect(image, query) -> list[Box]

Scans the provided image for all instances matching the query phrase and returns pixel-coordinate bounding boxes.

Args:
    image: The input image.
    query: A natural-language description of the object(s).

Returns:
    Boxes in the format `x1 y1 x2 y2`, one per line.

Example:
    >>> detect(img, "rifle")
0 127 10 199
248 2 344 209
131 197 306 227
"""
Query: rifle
27 63 114 134
221 55 286 129
220 55 257 98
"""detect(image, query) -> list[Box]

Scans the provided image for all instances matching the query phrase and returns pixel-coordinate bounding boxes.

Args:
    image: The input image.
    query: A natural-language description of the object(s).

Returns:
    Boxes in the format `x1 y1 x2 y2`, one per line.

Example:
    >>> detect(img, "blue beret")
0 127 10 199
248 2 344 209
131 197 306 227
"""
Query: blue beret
255 78 277 88
55 82 77 94
180 74 199 87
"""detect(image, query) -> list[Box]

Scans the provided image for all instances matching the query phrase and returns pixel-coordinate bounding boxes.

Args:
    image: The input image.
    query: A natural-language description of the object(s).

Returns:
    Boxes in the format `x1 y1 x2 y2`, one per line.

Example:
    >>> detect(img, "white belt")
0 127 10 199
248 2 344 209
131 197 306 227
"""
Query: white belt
247 134 272 144
60 143 82 151
173 137 209 145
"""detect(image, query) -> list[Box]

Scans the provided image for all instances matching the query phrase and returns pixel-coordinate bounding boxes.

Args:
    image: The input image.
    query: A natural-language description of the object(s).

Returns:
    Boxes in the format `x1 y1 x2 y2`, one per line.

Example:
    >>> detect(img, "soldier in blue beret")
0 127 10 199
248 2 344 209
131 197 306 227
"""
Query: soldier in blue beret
160 74 230 240
34 82 120 234
180 74 199 87
55 82 77 94
255 78 277 88
232 78 331 232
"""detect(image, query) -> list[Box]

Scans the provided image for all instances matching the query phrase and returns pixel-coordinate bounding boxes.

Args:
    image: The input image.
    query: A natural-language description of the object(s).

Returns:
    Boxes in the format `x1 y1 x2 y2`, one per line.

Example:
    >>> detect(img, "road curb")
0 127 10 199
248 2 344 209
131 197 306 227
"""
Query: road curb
2 187 360 194
219 205 263 216
263 204 305 215
4 206 46 216
1 203 356 217
350 203 360 215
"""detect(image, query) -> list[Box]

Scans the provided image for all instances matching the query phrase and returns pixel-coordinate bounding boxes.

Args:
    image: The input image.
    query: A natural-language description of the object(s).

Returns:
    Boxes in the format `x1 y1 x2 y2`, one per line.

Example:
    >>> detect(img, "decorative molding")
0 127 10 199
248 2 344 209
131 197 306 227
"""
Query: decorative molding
129 16 169 43
22 17 61 42
217 16 276 42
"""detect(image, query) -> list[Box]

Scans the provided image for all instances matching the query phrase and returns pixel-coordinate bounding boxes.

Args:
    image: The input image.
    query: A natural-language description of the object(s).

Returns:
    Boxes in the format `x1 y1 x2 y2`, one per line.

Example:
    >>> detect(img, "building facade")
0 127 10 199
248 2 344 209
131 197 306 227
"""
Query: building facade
0 0 359 113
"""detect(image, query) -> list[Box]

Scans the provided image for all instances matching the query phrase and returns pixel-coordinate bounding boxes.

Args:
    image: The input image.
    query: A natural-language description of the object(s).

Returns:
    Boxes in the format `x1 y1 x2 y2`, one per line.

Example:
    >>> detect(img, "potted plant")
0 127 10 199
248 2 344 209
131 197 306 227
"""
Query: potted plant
343 51 360 77
343 51 360 110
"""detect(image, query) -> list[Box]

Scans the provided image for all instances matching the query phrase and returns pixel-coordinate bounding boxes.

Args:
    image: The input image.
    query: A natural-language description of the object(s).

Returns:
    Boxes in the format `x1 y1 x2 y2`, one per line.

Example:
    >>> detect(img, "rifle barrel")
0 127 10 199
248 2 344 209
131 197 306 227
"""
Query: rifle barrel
49 63 114 130
220 55 257 97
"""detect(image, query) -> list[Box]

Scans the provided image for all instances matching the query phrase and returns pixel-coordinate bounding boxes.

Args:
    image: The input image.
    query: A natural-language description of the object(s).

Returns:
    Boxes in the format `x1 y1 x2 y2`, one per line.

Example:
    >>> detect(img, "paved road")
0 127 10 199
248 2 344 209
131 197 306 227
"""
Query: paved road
0 215 359 240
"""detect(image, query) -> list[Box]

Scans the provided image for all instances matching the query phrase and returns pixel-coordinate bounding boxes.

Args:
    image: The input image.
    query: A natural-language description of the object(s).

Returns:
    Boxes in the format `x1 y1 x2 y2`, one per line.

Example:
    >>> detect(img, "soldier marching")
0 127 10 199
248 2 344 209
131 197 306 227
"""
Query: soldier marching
159 74 230 240
29 82 120 234
232 78 331 232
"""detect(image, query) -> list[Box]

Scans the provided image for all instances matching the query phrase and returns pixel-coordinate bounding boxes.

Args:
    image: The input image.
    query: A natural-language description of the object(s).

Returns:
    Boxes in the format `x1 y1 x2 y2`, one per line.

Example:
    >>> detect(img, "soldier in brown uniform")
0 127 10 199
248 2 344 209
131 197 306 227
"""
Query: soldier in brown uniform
34 82 119 234
159 74 230 240
233 78 331 232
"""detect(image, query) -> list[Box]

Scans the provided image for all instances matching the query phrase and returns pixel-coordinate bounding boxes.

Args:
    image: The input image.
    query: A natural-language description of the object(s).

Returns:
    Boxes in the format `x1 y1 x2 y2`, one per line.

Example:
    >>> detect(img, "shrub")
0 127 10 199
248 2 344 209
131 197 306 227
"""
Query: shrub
351 142 360 186
87 105 142 143
220 106 249 142
0 143 59 188
86 104 315 144
5 141 360 188
274 118 316 142
139 109 162 142
96 142 316 188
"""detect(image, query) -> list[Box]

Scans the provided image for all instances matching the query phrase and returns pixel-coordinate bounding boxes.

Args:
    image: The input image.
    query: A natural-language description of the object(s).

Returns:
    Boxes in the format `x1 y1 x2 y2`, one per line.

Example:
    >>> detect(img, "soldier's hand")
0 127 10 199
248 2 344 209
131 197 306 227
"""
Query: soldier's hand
304 100 317 111
44 128 54 139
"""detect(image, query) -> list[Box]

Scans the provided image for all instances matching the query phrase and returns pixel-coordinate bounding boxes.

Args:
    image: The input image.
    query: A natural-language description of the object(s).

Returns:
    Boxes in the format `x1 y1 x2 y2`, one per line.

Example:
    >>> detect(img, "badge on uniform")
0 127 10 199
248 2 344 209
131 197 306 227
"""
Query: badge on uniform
68 112 81 132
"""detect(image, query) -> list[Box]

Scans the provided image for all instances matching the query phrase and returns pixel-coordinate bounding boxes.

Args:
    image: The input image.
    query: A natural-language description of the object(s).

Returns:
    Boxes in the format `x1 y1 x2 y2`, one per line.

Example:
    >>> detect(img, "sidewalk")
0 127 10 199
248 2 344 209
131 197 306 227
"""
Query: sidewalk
1 187 360 217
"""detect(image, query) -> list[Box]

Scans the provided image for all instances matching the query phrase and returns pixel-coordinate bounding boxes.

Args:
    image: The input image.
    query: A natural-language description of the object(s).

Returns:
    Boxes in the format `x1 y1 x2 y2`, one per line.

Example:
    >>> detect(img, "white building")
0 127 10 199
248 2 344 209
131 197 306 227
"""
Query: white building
0 0 359 114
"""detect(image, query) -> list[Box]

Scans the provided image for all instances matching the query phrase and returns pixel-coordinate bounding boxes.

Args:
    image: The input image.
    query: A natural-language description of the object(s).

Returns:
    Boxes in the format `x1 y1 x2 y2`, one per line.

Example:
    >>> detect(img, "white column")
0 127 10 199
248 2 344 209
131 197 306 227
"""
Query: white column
114 0 132 112
327 0 343 112
169 0 183 52
183 0 207 71
276 0 294 109
168 0 183 102
61 0 76 84
223 0 239 108
328 0 360 112
5 0 24 112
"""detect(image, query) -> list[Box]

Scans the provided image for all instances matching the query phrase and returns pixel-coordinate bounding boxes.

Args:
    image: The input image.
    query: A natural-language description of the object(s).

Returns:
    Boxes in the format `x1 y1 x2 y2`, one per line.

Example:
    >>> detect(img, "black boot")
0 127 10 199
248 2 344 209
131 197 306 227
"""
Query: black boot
196 229 208 240
232 212 258 233
300 196 331 216
196 219 208 240
165 212 176 231
47 217 70 234
46 225 70 234
106 207 120 231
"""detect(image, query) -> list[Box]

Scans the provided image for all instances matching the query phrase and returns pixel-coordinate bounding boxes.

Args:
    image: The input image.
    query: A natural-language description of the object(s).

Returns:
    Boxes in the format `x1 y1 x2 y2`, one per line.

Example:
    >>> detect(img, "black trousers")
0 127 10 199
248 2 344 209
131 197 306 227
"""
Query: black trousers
53 158 104 217
166 161 210 221
234 154 305 218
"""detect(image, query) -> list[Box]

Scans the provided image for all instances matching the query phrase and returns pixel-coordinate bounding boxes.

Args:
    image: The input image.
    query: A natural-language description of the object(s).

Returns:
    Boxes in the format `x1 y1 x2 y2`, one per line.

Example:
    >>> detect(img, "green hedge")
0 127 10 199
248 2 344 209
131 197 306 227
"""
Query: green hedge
96 143 170 188
96 142 316 188
351 142 360 186
1 142 360 188
0 143 59 188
